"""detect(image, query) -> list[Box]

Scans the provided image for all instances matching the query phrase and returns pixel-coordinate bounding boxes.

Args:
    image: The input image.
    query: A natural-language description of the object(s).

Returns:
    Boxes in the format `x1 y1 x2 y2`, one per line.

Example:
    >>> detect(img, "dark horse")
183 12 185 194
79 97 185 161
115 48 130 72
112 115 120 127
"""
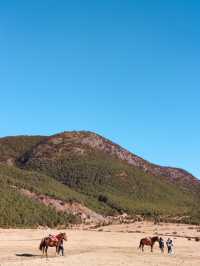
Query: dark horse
139 236 159 252
39 232 67 257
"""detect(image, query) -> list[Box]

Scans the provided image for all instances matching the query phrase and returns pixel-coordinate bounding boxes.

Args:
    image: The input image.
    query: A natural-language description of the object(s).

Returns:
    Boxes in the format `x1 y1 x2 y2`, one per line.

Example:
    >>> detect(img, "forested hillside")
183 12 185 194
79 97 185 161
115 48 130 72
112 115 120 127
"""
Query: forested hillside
0 131 199 227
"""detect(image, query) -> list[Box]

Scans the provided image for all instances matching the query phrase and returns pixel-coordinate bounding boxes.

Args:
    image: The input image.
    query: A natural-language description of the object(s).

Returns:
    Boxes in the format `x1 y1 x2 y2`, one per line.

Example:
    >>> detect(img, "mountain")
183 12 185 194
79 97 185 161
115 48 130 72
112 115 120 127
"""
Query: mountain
19 131 199 188
0 131 199 227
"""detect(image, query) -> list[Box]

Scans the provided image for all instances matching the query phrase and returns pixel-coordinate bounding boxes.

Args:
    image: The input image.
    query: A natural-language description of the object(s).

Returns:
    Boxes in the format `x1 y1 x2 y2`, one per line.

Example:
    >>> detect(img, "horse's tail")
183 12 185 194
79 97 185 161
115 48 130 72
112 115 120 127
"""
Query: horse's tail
39 238 45 251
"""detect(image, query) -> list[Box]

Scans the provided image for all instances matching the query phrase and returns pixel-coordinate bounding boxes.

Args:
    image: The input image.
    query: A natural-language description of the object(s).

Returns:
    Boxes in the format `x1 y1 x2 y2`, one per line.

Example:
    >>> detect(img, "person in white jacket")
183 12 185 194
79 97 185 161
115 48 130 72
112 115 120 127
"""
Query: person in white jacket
166 238 173 254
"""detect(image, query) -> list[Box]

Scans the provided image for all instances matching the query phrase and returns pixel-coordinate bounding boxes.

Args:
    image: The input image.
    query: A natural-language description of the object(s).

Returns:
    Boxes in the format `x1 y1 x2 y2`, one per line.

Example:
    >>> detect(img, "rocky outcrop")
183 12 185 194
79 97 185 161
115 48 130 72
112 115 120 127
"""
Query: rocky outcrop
20 188 105 224
20 188 139 226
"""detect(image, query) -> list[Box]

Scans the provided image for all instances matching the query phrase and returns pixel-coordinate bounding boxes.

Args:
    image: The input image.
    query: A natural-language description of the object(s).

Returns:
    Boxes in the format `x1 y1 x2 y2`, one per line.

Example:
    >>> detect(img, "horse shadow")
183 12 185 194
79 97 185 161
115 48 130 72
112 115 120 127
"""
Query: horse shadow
16 253 40 257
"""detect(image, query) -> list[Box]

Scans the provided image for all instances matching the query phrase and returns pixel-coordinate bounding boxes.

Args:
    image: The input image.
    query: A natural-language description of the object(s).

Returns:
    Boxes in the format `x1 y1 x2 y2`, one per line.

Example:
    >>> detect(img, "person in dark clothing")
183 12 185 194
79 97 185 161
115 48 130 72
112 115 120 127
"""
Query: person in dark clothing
58 239 64 256
159 237 164 253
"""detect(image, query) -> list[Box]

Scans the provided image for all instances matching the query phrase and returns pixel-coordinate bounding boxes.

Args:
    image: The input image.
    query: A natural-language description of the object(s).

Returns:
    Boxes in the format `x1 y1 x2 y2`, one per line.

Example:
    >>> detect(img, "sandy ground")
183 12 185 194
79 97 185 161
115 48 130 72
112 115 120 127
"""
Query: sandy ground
0 222 199 266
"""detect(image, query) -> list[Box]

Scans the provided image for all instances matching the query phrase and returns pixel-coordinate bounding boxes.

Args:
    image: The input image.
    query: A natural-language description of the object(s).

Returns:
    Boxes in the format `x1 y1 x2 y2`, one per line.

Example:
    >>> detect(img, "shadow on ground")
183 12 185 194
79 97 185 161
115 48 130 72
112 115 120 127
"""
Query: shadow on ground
16 253 40 257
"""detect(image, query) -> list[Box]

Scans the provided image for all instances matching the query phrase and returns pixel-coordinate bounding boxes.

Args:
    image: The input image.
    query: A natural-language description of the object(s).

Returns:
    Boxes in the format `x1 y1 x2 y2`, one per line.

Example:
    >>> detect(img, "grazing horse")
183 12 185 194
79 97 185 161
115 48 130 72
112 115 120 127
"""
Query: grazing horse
39 232 67 257
139 236 159 252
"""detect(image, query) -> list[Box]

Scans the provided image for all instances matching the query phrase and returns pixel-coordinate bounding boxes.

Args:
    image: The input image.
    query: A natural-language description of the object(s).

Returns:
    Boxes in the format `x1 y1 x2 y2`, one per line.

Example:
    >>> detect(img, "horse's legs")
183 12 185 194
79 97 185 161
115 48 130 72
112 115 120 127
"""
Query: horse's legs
139 241 144 252
40 245 45 258
45 246 48 258
151 245 153 252
40 247 43 258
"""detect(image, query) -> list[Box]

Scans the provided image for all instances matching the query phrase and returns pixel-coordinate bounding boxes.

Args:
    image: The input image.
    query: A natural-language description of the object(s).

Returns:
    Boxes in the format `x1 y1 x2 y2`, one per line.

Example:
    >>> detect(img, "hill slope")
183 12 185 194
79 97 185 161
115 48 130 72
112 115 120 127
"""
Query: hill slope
0 136 46 165
19 131 199 190
0 131 199 226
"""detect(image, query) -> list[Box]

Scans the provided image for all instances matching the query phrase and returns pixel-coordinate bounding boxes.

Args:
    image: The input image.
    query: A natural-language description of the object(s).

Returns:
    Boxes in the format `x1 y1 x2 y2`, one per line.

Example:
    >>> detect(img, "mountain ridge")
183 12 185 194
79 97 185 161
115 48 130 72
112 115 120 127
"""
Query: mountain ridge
0 131 199 227
17 131 199 188
0 130 197 185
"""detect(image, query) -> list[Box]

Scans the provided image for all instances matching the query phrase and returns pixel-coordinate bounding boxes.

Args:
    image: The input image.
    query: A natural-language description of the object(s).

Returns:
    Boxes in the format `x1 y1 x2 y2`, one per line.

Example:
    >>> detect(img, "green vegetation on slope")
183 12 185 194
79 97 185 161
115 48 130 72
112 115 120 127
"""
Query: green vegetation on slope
23 150 200 219
0 168 78 227
0 132 200 226
0 136 46 163
0 163 113 223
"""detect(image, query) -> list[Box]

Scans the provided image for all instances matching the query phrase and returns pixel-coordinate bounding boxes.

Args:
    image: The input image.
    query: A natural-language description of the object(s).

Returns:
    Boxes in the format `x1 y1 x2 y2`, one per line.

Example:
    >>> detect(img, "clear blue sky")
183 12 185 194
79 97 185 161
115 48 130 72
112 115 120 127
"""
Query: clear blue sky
0 0 199 178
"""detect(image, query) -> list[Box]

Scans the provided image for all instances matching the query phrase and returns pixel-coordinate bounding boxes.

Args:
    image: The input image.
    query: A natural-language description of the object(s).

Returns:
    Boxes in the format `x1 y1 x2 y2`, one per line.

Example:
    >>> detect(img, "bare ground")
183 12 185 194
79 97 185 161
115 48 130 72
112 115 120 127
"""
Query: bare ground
0 222 200 266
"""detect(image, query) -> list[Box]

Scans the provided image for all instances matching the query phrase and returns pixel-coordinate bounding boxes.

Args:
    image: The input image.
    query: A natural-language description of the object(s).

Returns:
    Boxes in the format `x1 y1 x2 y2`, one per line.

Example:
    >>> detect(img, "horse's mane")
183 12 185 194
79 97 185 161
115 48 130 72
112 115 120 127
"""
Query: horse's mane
56 233 64 237
151 236 159 241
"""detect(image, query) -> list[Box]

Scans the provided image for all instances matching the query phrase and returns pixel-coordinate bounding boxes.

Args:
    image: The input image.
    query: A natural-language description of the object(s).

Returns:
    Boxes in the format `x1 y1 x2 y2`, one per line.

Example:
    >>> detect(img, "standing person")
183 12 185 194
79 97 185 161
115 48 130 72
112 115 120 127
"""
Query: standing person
159 237 164 253
166 238 173 255
58 239 64 256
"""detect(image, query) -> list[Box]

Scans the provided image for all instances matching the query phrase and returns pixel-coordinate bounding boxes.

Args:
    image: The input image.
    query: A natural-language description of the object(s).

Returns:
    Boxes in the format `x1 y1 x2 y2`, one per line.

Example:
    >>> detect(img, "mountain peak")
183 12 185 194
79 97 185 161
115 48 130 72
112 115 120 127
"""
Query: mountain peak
15 131 199 188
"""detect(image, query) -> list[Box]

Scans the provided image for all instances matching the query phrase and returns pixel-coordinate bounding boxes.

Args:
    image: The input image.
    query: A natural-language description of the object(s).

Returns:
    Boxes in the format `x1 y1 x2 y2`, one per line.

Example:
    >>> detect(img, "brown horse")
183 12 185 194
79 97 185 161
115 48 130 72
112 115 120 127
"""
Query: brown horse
39 232 67 257
139 236 159 252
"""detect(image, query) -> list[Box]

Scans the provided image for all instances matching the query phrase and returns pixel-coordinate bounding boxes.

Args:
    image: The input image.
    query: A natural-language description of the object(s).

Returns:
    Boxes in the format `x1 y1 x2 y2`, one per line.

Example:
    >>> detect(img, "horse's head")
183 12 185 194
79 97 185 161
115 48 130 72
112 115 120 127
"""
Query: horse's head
60 232 67 241
56 232 68 241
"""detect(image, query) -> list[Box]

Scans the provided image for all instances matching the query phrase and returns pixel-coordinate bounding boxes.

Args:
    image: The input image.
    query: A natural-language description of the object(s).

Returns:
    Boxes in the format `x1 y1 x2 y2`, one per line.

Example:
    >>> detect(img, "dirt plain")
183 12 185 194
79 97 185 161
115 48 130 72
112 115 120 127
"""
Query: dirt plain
0 222 199 266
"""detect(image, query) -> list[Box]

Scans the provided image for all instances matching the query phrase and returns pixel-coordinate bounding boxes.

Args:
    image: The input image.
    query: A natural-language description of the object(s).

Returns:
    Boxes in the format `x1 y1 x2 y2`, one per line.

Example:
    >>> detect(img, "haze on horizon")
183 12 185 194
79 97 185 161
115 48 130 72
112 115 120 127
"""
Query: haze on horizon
0 0 199 178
